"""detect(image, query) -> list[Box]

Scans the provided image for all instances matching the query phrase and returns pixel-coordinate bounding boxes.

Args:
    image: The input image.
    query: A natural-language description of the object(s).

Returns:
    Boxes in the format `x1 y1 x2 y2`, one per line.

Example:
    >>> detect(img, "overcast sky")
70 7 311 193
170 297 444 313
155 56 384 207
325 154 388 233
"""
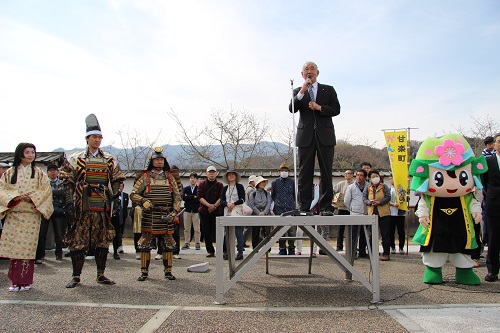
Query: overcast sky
1 0 499 152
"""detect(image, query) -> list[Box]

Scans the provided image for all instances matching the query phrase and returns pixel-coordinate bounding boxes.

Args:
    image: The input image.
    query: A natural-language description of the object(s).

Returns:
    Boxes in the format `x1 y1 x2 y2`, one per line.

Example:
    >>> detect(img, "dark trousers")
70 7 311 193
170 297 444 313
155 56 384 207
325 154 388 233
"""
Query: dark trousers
336 209 350 248
486 214 500 275
482 208 489 245
298 137 334 212
134 233 141 253
379 216 391 256
243 226 252 245
111 216 124 254
389 215 406 250
252 226 267 249
173 223 180 255
358 225 372 256
235 226 244 255
200 214 217 254
471 222 482 260
36 214 67 259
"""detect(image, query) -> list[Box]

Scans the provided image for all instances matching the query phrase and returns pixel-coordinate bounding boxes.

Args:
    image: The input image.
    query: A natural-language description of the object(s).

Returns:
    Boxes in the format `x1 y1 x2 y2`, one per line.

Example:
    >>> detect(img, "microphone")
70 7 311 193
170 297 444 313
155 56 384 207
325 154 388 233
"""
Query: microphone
307 75 312 87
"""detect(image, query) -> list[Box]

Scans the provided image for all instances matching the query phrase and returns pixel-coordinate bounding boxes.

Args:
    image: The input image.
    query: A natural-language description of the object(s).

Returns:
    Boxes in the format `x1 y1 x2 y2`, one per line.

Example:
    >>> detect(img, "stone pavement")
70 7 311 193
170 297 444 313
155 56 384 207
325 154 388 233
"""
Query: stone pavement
1 243 499 332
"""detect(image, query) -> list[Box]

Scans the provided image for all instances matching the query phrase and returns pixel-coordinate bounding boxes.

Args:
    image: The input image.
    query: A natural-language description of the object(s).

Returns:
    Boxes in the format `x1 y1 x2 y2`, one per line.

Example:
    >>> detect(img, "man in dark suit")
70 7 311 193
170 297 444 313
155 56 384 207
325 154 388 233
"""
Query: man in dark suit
289 61 341 214
481 133 500 282
111 182 129 259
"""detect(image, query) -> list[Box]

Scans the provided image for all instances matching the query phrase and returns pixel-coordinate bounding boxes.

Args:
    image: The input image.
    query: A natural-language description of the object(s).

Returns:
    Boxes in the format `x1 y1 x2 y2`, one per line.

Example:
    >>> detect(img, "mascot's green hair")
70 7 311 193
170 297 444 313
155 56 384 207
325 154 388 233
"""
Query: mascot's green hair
409 133 487 193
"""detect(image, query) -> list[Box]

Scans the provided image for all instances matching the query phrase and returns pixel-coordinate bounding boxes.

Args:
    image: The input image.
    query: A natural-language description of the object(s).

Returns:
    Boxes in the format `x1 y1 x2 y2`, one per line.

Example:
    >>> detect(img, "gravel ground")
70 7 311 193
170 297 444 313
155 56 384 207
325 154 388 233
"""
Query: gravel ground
0 244 499 332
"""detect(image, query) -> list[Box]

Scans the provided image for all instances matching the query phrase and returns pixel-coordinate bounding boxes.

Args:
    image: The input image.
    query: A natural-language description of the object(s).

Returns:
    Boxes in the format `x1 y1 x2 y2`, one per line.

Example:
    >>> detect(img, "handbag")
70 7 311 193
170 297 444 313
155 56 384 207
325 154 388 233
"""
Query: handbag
230 204 244 216
333 192 345 208
241 203 253 216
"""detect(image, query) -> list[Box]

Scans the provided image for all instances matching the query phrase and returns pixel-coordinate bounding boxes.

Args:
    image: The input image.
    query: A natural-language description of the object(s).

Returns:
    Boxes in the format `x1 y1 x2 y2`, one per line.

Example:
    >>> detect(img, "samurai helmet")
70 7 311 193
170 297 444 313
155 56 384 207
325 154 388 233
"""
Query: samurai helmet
147 147 170 171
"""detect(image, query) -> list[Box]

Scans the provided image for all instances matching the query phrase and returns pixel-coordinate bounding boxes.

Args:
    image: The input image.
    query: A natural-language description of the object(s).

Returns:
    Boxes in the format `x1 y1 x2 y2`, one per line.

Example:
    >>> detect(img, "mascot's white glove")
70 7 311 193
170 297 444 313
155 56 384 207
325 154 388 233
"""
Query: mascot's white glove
472 212 482 224
419 216 430 228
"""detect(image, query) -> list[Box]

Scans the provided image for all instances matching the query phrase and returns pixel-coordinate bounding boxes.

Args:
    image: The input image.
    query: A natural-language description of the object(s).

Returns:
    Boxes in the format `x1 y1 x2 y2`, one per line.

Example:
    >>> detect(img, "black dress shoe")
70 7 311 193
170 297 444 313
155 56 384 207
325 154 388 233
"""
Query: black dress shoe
113 253 120 260
66 277 80 288
96 275 116 285
485 273 499 282
137 274 148 281
320 210 334 216
206 253 215 258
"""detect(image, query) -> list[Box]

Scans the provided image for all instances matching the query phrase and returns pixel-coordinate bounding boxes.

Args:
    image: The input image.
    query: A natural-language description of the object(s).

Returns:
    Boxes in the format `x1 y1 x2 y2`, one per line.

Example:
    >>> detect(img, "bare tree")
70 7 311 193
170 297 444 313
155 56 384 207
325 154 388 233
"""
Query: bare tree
114 126 163 171
453 114 499 155
167 107 270 170
268 124 295 165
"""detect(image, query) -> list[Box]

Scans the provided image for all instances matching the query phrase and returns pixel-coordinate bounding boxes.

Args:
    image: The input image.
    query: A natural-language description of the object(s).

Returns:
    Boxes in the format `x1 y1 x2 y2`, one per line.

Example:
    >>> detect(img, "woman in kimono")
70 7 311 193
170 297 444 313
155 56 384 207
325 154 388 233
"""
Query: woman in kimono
0 143 53 291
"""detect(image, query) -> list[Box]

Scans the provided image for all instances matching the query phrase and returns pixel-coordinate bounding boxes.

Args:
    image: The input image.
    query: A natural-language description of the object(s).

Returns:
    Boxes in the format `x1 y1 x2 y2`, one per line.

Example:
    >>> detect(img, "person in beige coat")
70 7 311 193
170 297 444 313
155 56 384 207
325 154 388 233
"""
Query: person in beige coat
0 143 53 291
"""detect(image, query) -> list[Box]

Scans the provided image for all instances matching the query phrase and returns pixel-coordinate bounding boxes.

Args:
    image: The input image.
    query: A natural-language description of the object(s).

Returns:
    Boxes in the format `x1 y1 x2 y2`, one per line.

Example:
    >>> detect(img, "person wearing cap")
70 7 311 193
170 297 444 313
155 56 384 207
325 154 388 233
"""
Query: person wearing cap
60 114 126 288
197 166 223 257
242 175 257 247
220 170 246 260
245 175 257 202
248 176 272 249
0 143 53 291
35 164 68 263
289 61 340 216
130 148 181 281
181 172 201 251
271 163 297 255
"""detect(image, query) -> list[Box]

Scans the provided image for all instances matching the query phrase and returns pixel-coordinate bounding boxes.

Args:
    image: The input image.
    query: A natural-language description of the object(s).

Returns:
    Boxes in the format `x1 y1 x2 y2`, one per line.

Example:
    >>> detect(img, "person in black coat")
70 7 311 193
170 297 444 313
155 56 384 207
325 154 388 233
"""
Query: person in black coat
481 133 500 282
181 172 201 250
289 61 340 215
220 170 246 260
111 182 129 259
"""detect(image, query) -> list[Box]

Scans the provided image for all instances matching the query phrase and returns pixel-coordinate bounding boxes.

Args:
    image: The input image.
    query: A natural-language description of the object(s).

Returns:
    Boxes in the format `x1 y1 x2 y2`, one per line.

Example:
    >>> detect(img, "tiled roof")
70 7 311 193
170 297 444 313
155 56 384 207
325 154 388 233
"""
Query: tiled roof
122 168 392 178
0 152 66 166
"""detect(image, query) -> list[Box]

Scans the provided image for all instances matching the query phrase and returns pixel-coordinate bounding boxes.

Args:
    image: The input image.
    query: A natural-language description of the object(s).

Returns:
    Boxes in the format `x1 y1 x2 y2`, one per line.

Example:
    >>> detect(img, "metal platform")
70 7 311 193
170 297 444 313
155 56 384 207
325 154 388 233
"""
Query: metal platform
215 215 380 304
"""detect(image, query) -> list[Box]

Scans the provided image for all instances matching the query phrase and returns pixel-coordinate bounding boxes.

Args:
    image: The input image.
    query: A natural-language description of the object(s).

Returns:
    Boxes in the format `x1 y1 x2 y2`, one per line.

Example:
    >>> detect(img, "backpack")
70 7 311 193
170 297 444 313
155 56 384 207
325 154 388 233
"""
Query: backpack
252 190 268 200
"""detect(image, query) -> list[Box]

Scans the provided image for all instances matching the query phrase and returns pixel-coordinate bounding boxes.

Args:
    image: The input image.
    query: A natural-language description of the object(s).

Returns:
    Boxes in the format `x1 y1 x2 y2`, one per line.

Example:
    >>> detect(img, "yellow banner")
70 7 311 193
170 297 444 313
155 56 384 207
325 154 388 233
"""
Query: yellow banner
384 130 409 211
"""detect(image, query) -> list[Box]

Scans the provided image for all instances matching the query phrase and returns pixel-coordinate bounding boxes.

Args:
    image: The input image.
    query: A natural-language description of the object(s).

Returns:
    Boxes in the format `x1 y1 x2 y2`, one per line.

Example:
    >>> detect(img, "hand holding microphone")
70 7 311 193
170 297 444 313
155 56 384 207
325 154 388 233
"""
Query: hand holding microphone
300 75 312 93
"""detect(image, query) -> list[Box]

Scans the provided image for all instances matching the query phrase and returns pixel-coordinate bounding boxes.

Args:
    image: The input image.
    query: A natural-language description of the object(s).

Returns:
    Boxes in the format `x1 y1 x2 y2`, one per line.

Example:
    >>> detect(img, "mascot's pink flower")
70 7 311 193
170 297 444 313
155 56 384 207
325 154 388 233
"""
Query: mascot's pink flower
434 139 465 166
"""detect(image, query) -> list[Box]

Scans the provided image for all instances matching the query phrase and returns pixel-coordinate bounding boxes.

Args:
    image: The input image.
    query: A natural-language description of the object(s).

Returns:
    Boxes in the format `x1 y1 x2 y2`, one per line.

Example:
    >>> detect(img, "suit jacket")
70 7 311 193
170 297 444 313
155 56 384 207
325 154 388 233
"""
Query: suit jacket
482 155 500 216
121 192 130 220
182 185 199 213
289 83 340 147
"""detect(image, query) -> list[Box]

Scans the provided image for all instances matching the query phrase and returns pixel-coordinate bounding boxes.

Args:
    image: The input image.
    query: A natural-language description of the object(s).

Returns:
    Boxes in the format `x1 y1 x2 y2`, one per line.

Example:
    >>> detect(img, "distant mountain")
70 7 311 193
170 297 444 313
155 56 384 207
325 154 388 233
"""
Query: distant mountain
52 141 291 170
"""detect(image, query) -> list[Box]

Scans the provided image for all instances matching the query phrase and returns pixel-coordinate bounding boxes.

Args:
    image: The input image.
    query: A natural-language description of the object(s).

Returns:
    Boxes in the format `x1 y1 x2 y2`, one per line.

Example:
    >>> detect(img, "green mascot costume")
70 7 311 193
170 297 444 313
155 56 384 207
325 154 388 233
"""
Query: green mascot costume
410 134 487 285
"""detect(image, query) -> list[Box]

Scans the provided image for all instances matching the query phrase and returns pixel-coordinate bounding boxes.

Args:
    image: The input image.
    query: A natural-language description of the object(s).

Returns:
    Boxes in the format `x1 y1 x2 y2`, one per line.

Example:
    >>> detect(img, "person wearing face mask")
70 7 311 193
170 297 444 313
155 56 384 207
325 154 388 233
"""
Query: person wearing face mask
363 170 391 261
271 163 297 255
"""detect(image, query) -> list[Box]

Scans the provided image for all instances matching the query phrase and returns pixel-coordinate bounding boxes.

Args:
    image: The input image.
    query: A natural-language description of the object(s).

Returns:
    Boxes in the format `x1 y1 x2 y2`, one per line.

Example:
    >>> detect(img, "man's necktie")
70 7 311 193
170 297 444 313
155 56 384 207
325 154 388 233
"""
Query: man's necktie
308 85 315 103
